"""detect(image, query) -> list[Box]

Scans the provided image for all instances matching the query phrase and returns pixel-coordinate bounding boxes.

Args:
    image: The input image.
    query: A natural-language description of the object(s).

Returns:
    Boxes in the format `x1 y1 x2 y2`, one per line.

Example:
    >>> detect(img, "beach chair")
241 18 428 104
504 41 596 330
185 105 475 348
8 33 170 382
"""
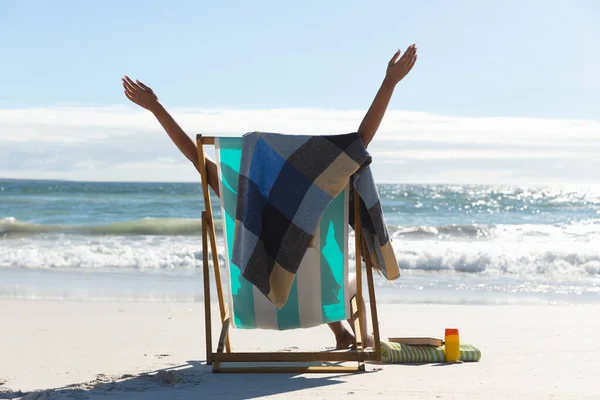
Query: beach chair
196 134 382 373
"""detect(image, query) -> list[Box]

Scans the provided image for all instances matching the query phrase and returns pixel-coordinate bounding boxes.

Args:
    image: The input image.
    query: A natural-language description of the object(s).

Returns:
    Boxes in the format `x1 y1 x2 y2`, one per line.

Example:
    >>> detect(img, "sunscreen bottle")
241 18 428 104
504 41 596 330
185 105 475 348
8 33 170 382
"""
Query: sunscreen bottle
444 328 460 362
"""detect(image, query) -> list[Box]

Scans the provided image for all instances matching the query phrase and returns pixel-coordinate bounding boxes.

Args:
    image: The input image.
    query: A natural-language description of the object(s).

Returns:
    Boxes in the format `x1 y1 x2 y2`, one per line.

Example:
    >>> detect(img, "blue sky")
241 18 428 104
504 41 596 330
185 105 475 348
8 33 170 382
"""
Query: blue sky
1 0 599 183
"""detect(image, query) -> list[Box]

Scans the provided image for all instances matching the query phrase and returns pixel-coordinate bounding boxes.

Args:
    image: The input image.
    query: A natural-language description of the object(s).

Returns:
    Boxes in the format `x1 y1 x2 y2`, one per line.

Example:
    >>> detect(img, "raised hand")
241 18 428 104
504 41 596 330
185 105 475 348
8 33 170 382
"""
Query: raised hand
122 76 160 112
356 44 418 147
385 44 418 85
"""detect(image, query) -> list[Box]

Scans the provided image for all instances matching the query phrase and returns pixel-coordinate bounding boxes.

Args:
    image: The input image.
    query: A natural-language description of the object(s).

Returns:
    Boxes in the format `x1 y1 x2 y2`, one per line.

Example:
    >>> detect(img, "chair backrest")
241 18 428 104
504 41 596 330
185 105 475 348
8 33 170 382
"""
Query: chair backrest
214 137 351 330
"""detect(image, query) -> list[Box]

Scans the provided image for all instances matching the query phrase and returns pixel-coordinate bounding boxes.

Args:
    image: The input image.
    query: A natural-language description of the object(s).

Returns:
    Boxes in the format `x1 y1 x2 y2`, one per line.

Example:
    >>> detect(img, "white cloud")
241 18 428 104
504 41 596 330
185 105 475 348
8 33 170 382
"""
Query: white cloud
1 106 600 185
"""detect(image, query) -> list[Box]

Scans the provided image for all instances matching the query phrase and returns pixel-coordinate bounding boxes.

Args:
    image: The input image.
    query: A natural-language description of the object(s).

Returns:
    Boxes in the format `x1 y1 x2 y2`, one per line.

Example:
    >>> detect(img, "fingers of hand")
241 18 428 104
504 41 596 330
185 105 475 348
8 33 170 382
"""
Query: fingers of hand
122 81 137 96
122 79 139 99
388 49 401 66
408 54 417 70
122 77 137 94
390 45 416 72
400 44 416 63
136 80 151 92
124 90 137 103
124 76 147 96
123 75 138 88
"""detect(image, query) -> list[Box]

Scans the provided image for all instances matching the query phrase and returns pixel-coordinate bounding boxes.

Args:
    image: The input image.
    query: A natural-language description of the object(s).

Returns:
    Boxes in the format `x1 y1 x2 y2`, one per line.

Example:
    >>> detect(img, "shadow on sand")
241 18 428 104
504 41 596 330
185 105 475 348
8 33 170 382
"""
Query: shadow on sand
3 360 371 400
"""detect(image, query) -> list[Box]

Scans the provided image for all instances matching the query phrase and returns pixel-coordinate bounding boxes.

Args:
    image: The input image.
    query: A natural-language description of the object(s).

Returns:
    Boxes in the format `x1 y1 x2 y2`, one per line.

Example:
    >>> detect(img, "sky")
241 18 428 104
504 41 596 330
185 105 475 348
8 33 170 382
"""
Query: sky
1 0 599 184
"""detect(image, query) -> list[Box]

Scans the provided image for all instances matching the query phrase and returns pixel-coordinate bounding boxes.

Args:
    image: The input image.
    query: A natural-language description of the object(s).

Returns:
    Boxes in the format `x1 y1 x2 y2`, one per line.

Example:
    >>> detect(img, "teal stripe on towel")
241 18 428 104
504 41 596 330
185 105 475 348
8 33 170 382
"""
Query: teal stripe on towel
218 139 256 329
320 189 346 323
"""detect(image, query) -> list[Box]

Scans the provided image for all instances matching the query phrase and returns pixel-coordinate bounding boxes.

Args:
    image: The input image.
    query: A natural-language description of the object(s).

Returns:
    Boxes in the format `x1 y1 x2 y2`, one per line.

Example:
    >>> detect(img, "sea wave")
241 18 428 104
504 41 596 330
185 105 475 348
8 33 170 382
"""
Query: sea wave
391 224 491 239
5 215 600 242
391 239 600 278
391 221 600 241
0 235 212 270
0 217 223 237
1 230 600 283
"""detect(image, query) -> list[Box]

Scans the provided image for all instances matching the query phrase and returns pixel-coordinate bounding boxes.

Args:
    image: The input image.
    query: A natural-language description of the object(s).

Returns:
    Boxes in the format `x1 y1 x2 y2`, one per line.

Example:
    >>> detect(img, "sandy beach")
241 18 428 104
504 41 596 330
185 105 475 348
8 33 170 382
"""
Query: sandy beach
1 300 598 399
3 0 600 398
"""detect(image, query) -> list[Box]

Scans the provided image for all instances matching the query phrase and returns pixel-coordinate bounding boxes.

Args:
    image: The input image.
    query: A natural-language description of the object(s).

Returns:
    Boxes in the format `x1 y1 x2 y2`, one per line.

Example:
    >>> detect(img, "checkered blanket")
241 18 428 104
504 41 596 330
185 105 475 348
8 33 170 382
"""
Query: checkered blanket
231 131 400 308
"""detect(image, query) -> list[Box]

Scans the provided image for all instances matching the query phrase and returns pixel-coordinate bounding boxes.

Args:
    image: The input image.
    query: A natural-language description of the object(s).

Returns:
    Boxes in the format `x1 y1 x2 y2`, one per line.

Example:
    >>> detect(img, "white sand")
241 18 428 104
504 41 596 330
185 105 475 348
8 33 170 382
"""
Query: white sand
1 300 599 399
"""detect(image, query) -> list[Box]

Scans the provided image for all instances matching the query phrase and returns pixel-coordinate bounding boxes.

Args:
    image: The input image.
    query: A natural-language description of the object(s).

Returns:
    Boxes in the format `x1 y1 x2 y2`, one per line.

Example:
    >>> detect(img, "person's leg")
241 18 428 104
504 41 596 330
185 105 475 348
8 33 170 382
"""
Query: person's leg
327 273 374 349
328 321 355 350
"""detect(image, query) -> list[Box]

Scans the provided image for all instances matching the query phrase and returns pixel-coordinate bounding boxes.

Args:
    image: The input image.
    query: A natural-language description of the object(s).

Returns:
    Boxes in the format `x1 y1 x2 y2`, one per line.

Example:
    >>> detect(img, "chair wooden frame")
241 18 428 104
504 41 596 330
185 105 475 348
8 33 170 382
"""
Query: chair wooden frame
196 134 382 373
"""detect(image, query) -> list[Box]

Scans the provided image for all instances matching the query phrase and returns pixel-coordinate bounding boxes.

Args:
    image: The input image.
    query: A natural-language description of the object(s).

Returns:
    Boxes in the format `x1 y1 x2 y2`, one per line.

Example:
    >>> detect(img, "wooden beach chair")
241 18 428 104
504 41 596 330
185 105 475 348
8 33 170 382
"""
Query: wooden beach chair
196 135 382 373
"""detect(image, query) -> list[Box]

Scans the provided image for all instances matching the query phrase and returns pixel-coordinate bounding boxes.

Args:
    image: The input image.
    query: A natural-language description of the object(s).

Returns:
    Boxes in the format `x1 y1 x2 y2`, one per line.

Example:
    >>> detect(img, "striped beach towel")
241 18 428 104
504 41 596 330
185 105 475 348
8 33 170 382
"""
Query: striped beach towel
380 341 482 363
215 137 351 330
232 131 399 309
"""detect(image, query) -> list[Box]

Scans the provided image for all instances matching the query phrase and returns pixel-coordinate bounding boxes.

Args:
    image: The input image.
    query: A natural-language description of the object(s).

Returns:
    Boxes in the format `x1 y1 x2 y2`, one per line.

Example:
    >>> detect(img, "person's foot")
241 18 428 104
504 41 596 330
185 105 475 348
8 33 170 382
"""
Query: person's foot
335 329 376 350
351 333 375 350
335 329 355 350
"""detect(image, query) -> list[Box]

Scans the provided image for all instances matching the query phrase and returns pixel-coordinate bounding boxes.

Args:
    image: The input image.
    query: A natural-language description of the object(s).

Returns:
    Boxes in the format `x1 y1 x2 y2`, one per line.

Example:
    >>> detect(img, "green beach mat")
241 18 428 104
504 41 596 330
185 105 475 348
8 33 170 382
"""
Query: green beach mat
380 341 481 363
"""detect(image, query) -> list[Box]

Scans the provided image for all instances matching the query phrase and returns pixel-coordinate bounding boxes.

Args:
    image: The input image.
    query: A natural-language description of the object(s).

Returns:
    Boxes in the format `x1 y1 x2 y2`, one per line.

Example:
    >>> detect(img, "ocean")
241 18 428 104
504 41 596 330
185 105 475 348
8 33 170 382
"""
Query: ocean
1 179 599 305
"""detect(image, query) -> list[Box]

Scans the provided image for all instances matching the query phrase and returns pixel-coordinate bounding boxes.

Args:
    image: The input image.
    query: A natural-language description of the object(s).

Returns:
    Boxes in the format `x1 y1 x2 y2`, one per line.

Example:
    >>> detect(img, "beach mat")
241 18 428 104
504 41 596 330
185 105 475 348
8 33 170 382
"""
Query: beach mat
380 341 481 363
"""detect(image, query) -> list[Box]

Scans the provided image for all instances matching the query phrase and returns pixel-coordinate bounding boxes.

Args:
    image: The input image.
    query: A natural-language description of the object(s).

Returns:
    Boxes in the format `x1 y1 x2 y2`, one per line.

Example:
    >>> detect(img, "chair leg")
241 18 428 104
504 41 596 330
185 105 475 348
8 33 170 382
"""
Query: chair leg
350 296 366 371
352 188 369 368
213 311 231 372
363 237 382 364
197 136 231 353
350 296 363 350
217 311 231 354
202 212 213 365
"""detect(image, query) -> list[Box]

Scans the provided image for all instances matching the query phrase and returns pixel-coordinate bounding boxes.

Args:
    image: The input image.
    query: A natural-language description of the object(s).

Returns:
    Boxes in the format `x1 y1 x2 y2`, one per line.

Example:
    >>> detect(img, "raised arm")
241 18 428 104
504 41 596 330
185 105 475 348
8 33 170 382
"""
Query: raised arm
358 44 418 147
121 76 220 196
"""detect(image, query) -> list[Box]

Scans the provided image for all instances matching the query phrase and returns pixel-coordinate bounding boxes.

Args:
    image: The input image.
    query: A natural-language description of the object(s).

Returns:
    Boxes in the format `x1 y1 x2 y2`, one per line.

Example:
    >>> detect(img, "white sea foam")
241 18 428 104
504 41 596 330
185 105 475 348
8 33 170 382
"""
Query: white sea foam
0 235 209 270
2 227 599 305
2 223 600 283
391 239 600 278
